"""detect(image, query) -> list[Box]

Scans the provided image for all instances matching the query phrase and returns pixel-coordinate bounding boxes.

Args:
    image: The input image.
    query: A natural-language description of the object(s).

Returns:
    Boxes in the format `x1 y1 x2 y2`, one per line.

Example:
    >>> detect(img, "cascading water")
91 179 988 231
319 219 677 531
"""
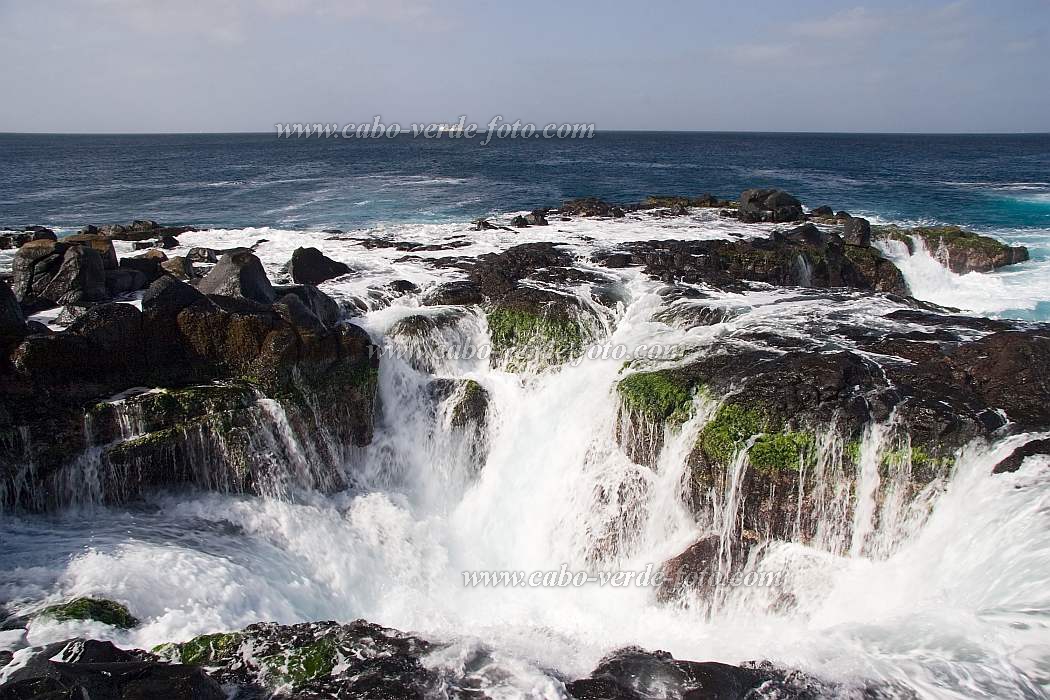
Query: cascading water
2 220 1049 699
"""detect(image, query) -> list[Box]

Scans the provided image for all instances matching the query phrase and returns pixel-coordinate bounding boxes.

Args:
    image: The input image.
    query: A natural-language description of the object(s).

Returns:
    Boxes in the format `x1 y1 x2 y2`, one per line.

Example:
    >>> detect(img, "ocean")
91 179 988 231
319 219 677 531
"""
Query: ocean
2 132 1050 698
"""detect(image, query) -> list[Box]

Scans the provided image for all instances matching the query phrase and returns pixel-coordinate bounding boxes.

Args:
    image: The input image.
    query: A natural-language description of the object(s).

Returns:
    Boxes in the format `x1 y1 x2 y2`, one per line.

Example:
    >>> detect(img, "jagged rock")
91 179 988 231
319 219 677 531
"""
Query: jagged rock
738 188 804 223
0 639 224 700
428 378 489 429
421 280 484 306
288 246 351 285
62 234 118 269
875 225 1029 272
273 284 340 327
119 250 167 282
104 268 148 296
39 245 108 306
842 216 872 247
187 247 218 264
0 282 27 350
655 535 722 602
810 205 834 217
34 597 139 629
159 235 180 249
142 275 207 319
775 222 842 247
388 279 419 294
561 197 618 217
160 256 196 280
525 210 549 226
11 239 67 304
593 236 908 294
198 251 276 304
993 438 1050 474
510 214 530 227
566 647 839 699
472 218 499 231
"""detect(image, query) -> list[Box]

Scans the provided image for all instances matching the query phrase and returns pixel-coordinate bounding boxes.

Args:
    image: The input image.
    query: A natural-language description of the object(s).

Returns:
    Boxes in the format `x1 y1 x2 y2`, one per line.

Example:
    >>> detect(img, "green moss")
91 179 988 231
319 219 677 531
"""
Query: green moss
748 432 814 473
487 308 583 363
910 226 1008 253
698 403 767 465
617 371 694 422
261 637 339 685
37 597 138 629
155 632 243 666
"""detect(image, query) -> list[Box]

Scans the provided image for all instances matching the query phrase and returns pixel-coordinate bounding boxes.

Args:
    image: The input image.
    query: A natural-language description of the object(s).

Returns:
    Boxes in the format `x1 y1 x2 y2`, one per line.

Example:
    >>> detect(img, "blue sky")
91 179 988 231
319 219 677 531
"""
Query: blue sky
1 0 1047 133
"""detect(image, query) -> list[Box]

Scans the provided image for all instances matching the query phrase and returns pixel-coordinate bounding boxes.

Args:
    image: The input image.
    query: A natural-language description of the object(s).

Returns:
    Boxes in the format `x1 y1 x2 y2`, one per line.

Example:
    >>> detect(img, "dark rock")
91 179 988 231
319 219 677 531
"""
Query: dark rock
525 210 549 226
160 256 196 281
695 193 720 207
0 639 224 700
810 205 834 217
738 188 804 223
510 215 530 228
0 282 27 349
472 219 499 231
288 246 352 285
118 251 167 282
159 235 180 249
842 216 872 247
567 647 839 700
198 251 276 304
776 223 841 247
421 280 484 306
104 268 148 296
62 234 118 270
388 279 419 294
655 535 722 602
561 197 618 217
273 284 341 327
39 246 108 306
993 438 1050 474
187 247 218 264
11 239 67 305
610 207 626 218
141 275 208 319
875 225 1029 272
429 378 490 430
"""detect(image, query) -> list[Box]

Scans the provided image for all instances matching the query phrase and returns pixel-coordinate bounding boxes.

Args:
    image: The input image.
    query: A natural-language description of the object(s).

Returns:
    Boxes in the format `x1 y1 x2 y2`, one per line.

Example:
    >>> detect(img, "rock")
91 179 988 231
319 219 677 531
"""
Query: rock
810 205 834 217
39 245 108 306
594 236 908 294
11 239 68 305
0 639 224 700
34 597 139 629
62 234 118 270
273 284 340 327
104 268 149 296
472 219 499 231
655 535 722 602
288 246 351 285
159 235 180 249
510 215 530 228
993 438 1050 474
68 303 144 362
875 225 1030 272
141 275 208 319
525 210 549 226
738 188 804 223
695 193 720 207
428 378 490 430
611 207 626 218
561 197 618 217
160 256 196 280
119 251 167 282
842 216 872 247
388 279 419 294
421 280 484 306
566 647 837 700
187 247 218 264
198 251 276 304
0 282 27 349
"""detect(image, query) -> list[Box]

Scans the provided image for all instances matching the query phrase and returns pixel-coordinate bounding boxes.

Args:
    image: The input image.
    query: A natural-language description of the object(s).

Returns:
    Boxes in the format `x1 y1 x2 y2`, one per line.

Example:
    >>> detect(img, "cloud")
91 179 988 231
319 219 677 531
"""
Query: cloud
87 0 436 43
789 7 887 40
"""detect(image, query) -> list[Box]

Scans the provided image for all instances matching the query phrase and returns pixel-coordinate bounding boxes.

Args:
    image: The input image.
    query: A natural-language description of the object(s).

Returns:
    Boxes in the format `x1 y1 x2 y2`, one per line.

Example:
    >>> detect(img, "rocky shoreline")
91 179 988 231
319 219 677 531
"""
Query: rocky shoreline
1 188 1047 698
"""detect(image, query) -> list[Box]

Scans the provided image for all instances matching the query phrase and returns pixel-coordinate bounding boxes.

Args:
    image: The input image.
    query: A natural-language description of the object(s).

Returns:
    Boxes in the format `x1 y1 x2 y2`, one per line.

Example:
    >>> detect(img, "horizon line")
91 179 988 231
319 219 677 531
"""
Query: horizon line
2 129 1049 137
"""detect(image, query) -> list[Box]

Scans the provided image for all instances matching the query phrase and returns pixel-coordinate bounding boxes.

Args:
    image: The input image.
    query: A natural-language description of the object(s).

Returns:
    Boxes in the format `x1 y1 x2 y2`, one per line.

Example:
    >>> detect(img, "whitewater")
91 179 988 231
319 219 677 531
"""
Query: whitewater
2 208 1050 698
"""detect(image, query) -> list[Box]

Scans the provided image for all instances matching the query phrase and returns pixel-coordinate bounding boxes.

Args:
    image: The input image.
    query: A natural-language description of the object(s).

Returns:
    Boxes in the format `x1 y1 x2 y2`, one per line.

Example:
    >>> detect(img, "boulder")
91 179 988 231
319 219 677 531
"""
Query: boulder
842 216 872 247
39 245 108 306
0 282 27 340
11 239 68 304
288 246 351 285
62 233 118 269
421 280 484 306
561 197 618 217
198 251 276 304
810 205 834 217
993 438 1050 474
273 284 340 327
525 210 549 226
738 188 804 223
187 247 218 264
119 250 167 282
142 275 208 319
160 256 196 280
655 535 722 602
159 234 180 249
104 268 149 296
875 225 1029 273
510 215 530 228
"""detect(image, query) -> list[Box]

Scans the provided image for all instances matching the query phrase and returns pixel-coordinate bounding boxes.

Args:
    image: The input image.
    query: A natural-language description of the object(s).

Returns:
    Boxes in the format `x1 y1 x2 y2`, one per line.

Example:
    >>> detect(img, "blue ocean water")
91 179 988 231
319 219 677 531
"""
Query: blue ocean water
1 132 1049 235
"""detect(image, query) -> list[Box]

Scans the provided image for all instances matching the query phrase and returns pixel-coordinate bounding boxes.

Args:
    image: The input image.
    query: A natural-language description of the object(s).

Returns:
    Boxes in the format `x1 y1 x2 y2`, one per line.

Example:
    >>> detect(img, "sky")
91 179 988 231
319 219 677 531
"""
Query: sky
0 0 1047 133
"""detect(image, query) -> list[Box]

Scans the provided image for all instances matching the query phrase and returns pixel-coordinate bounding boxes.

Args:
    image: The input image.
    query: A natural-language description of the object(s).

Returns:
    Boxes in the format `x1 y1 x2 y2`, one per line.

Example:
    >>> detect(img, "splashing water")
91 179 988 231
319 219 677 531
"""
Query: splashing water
2 222 1049 699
